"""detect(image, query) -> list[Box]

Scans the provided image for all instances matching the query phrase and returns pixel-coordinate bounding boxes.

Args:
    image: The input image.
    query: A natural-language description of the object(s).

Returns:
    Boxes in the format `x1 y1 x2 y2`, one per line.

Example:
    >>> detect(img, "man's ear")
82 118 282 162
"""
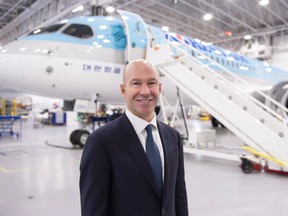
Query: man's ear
159 83 162 93
120 84 125 96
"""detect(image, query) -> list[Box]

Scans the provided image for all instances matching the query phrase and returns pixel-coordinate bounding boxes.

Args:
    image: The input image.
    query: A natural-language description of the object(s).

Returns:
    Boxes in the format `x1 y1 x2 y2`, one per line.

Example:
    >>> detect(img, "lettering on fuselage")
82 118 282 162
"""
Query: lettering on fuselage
82 64 121 74
76 103 87 111
165 33 248 64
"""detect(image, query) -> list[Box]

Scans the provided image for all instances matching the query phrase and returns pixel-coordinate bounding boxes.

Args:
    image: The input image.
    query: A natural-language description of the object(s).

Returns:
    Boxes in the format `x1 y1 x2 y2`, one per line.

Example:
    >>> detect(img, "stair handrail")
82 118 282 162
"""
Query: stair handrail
159 37 288 125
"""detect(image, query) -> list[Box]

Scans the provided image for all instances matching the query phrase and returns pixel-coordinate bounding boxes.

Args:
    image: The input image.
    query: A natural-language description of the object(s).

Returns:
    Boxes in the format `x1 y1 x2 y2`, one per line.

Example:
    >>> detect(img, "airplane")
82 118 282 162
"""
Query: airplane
0 10 288 156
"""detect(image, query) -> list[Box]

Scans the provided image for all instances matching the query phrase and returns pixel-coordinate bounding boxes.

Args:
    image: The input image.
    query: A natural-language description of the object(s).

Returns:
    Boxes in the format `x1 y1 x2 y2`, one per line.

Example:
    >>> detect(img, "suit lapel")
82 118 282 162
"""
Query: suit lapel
157 121 174 202
117 114 161 198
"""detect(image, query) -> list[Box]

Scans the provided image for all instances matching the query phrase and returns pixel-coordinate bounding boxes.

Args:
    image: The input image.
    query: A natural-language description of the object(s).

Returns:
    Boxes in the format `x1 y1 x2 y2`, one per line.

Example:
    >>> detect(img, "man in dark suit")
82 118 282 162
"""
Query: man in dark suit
80 59 188 216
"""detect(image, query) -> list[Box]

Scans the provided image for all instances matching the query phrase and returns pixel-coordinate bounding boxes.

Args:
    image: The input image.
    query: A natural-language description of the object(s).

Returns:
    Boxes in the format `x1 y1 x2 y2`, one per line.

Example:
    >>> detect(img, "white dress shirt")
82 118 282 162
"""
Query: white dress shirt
125 109 165 181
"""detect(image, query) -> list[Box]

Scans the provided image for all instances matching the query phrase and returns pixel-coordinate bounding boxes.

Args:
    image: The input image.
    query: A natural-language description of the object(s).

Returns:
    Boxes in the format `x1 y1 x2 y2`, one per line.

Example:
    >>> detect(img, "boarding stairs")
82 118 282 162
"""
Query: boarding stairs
146 41 288 169
117 9 288 170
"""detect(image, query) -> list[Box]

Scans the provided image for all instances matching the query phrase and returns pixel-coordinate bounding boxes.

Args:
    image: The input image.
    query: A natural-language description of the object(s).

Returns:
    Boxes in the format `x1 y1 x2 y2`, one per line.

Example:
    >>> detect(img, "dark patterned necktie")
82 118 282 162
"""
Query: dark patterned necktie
145 124 163 196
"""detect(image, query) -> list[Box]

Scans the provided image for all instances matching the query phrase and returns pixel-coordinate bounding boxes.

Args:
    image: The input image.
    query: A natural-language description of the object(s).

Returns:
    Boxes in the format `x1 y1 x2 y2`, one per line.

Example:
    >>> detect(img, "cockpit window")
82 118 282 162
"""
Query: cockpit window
29 24 65 35
62 24 93 38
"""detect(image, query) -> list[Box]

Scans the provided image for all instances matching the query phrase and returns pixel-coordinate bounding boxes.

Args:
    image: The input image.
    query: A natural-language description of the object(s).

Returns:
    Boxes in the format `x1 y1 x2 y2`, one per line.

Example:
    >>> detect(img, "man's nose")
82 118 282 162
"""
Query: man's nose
140 83 150 94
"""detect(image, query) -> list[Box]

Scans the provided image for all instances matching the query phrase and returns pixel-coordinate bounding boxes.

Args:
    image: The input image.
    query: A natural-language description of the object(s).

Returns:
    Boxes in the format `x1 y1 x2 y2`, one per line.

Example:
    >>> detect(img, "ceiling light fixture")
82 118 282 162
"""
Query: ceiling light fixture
259 0 269 6
244 35 252 40
33 29 41 34
203 13 213 21
60 19 68 24
72 5 84 13
106 6 115 13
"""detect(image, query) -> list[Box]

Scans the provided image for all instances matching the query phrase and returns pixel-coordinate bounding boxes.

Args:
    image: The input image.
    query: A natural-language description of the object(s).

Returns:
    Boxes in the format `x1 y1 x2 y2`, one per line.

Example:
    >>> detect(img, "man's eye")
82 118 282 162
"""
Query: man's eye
149 81 157 86
131 82 140 86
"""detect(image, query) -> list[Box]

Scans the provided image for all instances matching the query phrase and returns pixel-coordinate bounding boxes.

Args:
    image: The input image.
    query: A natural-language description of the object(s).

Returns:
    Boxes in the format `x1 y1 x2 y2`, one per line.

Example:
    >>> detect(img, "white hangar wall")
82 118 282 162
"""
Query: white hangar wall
271 35 288 71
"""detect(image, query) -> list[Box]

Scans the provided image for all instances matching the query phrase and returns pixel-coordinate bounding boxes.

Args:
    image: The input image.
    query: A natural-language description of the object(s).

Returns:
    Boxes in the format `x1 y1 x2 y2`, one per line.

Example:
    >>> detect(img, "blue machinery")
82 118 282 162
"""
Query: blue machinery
0 116 22 138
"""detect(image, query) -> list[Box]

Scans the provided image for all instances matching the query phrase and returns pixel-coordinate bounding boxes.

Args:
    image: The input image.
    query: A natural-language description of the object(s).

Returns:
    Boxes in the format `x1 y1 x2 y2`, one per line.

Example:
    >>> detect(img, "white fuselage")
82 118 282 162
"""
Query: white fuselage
0 40 124 102
0 40 183 105
2 14 287 109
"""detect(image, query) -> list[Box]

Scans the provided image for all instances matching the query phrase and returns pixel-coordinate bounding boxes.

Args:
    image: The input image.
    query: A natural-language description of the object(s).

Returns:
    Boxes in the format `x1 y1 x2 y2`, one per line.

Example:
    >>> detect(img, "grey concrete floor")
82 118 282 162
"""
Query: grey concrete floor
0 118 287 216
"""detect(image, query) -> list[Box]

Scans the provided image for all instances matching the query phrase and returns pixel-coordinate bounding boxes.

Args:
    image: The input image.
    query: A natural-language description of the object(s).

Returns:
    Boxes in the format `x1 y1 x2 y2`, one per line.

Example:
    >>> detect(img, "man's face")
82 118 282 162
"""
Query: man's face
120 61 161 122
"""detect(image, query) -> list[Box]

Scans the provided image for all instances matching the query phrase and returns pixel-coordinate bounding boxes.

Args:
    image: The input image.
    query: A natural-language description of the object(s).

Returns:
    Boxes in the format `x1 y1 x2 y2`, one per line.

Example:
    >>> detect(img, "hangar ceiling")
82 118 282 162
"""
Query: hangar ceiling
0 0 288 51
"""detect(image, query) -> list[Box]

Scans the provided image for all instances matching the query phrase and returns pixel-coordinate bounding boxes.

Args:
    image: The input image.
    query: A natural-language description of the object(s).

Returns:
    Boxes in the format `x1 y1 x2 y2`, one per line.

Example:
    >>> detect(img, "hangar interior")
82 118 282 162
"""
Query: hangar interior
1 0 288 64
1 0 288 216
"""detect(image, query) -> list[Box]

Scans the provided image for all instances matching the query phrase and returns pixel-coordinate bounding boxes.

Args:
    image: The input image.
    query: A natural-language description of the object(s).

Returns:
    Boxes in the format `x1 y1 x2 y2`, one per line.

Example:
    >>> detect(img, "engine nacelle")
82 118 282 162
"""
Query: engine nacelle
266 81 288 118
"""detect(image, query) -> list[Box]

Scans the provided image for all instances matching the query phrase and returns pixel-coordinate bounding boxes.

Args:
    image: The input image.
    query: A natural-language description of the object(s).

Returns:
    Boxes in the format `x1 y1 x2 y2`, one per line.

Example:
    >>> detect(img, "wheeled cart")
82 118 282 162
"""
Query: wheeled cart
240 146 288 175
0 116 22 138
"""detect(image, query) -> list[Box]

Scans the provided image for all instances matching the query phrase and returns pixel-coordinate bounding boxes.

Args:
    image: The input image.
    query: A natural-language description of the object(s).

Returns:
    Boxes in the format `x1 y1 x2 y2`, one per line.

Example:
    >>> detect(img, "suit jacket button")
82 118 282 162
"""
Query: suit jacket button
162 208 165 215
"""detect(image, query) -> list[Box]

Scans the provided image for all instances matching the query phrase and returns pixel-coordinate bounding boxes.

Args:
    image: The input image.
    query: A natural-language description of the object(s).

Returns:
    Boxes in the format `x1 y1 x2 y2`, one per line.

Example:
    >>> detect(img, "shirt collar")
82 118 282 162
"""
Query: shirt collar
125 109 158 135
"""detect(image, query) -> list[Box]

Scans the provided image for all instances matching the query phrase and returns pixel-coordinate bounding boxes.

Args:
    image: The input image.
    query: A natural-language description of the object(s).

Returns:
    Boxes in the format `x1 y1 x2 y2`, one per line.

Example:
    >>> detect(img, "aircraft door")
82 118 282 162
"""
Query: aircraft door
117 10 149 63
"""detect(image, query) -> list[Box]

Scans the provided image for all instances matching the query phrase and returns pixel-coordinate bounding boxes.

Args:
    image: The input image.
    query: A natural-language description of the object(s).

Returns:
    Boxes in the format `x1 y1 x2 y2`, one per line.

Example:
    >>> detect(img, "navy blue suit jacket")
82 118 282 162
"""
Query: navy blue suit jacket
80 113 188 216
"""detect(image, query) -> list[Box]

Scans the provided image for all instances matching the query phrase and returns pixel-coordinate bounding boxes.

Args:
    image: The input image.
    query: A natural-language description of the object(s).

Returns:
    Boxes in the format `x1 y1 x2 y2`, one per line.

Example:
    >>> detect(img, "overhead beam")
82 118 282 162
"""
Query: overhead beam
147 0 220 41
181 0 242 32
227 0 272 29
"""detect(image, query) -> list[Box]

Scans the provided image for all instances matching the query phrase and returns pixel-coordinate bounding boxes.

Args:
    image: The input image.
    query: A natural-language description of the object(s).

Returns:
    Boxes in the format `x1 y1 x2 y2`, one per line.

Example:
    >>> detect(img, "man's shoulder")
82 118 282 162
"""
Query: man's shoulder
157 120 179 135
90 113 130 136
92 115 122 133
157 120 175 129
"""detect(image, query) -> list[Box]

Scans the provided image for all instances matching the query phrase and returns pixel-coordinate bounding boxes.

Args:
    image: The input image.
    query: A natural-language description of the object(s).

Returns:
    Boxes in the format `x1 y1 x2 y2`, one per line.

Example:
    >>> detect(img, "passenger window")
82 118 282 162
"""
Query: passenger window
63 24 93 38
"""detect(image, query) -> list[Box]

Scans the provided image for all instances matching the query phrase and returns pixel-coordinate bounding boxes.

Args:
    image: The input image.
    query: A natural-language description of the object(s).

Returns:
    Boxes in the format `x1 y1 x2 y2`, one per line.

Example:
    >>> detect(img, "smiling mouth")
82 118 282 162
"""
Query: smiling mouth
136 99 153 103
